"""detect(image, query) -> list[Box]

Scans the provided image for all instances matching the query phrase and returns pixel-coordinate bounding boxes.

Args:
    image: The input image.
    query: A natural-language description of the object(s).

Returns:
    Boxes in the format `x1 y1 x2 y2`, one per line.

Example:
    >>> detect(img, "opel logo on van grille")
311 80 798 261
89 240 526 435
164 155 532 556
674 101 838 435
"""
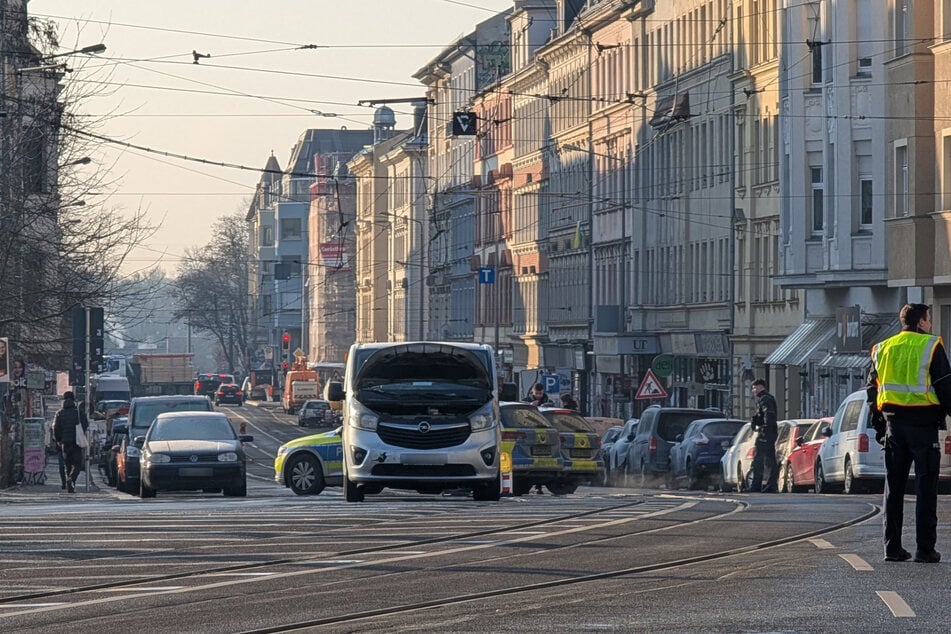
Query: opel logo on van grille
417 421 431 433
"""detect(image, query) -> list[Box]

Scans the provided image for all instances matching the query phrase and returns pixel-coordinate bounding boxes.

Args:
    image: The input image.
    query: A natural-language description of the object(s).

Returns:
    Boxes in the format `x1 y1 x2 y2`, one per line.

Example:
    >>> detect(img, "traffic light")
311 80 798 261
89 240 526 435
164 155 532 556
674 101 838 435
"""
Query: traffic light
282 361 289 371
281 331 291 352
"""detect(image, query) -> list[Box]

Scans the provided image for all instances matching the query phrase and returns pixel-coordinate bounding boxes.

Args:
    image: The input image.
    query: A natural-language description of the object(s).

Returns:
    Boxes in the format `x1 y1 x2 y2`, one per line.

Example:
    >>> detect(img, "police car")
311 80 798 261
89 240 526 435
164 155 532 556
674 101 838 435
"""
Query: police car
274 427 344 495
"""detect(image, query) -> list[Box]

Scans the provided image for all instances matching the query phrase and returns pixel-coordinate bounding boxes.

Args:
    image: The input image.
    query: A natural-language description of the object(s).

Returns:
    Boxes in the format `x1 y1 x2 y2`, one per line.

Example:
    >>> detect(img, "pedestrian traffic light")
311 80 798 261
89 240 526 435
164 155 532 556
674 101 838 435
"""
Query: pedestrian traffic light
281 331 290 352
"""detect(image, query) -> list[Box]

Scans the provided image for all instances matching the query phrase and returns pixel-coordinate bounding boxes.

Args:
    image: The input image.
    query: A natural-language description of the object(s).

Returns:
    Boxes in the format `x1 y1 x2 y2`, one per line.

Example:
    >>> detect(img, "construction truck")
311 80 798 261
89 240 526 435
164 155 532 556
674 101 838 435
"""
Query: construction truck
282 356 320 415
129 353 196 397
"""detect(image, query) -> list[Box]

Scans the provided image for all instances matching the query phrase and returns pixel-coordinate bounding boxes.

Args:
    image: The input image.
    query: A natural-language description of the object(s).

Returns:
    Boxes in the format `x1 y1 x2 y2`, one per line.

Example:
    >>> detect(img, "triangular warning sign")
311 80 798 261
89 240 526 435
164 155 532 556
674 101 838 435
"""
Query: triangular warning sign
635 369 668 400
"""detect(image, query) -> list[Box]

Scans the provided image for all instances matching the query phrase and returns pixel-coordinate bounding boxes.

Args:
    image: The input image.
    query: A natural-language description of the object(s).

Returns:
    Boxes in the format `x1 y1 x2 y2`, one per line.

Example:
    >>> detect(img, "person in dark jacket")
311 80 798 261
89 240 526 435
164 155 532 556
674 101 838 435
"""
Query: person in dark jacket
52 391 89 493
868 303 951 564
523 383 550 407
749 378 779 493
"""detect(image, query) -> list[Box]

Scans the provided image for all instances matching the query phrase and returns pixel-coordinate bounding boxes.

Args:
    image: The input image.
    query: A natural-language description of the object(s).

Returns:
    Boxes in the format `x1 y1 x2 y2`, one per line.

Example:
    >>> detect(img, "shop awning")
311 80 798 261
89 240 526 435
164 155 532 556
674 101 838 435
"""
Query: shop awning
816 318 898 370
763 318 836 366
817 353 870 370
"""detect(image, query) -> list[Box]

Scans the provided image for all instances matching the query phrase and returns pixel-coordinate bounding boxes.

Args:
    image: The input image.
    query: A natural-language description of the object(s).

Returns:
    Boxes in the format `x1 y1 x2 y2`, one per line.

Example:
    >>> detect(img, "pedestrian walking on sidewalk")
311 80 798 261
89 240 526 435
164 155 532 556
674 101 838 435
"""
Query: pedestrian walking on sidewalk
868 303 951 564
52 391 88 493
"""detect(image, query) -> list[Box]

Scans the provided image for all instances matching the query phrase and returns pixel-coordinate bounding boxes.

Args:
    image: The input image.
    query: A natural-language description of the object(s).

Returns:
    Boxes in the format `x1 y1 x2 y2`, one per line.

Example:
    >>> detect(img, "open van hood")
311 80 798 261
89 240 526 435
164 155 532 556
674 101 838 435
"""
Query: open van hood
355 343 492 390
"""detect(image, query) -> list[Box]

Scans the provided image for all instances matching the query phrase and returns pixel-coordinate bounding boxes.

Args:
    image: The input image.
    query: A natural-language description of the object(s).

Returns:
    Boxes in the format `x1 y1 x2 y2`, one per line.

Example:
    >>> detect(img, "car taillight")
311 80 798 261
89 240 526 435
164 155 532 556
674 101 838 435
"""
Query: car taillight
857 433 869 452
235 391 242 396
501 431 527 442
746 446 756 459
648 436 657 454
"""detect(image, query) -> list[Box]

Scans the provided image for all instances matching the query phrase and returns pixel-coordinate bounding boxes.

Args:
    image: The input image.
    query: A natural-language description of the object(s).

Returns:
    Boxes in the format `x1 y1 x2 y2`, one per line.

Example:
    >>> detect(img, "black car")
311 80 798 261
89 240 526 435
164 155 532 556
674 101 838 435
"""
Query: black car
214 384 244 406
139 411 252 498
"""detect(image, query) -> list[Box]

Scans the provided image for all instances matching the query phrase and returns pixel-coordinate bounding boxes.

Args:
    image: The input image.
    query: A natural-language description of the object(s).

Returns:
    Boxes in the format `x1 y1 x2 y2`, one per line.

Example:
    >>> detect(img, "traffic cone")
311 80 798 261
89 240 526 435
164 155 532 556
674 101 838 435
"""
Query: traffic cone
501 470 512 496
500 451 512 496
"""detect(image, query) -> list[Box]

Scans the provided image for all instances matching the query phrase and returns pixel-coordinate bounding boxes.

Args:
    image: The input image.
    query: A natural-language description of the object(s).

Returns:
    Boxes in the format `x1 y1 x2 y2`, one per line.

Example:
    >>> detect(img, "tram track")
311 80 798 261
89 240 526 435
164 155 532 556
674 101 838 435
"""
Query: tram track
238 500 880 632
0 499 650 605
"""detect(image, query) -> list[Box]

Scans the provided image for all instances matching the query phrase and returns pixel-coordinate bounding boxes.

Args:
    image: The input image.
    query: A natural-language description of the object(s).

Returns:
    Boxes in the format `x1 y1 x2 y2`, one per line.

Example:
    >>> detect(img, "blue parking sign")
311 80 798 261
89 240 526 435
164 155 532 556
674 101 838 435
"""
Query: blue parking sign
542 374 559 394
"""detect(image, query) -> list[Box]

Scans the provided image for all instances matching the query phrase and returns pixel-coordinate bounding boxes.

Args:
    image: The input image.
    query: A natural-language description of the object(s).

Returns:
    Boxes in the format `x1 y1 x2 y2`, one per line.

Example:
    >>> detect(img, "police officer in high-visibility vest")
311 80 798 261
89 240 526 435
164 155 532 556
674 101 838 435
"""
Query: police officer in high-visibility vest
868 303 951 564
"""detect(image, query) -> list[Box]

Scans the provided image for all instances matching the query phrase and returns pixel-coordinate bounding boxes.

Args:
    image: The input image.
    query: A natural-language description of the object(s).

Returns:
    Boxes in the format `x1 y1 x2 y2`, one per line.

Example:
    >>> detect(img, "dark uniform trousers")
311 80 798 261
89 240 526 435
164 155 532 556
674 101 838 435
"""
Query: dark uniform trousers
884 421 940 555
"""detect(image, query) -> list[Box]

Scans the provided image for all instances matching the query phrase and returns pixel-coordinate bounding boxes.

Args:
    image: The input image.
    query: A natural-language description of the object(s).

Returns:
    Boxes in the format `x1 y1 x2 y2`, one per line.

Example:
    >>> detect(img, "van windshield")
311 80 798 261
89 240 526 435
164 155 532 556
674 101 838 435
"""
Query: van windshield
132 400 211 432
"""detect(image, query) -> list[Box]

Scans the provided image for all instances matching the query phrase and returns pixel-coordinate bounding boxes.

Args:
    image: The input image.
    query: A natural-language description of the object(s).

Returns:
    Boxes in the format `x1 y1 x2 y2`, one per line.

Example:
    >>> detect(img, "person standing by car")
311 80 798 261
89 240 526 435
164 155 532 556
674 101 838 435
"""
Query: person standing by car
749 378 778 493
524 383 549 406
868 303 951 564
52 391 89 493
560 394 578 410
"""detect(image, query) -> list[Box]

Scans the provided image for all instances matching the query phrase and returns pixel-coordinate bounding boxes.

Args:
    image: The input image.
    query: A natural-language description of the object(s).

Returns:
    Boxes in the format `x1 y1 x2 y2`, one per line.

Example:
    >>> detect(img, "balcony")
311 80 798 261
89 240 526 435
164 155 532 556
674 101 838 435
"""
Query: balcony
886 215 934 286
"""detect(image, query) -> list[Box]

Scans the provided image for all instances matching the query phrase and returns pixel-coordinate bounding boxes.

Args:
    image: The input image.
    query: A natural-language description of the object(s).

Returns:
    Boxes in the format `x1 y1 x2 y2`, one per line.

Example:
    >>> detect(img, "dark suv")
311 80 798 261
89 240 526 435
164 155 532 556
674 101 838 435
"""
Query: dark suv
628 405 725 486
116 395 214 494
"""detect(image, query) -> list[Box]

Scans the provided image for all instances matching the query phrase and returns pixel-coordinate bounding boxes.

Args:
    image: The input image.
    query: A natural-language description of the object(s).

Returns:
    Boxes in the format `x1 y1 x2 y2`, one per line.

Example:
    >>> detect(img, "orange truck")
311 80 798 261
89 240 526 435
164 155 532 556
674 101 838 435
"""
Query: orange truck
282 358 320 415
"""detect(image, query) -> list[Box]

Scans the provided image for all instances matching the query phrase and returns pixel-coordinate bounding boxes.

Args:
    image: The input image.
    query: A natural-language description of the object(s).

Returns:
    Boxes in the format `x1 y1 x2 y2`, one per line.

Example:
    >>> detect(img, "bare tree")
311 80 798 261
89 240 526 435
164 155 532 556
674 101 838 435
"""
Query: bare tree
0 7 160 368
172 213 251 374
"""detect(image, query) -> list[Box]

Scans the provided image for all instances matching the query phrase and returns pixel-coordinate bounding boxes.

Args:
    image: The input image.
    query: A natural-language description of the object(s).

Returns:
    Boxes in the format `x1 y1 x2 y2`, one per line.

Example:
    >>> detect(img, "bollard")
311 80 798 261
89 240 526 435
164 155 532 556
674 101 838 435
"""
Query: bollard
239 421 247 435
500 451 512 496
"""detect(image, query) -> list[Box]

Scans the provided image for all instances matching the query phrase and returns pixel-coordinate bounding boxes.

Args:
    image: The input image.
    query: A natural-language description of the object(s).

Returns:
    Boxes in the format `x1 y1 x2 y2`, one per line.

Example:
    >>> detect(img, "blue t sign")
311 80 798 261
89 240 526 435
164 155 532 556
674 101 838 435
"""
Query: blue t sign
478 267 495 284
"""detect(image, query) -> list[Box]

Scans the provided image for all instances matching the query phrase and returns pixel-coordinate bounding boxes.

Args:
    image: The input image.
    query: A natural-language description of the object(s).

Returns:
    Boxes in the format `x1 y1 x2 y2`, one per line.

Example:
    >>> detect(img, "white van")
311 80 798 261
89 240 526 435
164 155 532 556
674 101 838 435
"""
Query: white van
815 389 951 494
328 342 503 502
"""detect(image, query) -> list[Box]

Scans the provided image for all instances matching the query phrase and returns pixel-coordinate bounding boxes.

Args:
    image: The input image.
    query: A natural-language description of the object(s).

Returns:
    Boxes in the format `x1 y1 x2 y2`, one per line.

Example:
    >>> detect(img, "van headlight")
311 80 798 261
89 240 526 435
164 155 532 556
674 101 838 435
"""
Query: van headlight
469 404 496 431
349 401 379 431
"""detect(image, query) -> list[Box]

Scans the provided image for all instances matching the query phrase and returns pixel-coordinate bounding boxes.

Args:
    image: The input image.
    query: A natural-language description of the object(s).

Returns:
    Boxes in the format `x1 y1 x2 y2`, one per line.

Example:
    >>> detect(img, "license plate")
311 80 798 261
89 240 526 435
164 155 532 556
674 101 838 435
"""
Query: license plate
531 446 552 456
399 453 448 466
179 467 212 477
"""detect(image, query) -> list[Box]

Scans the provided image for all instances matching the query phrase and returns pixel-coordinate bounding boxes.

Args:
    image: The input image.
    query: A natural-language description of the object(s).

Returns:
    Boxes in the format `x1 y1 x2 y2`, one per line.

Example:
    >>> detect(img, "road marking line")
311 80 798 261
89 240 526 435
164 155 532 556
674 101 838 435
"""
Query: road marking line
0 603 66 608
98 586 184 592
207 572 275 577
839 554 873 571
808 538 835 549
877 591 915 617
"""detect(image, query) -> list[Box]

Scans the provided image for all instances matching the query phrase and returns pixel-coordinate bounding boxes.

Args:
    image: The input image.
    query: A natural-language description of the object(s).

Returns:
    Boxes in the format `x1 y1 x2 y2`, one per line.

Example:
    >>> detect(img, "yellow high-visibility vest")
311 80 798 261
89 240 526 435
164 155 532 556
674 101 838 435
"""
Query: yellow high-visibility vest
871 331 942 408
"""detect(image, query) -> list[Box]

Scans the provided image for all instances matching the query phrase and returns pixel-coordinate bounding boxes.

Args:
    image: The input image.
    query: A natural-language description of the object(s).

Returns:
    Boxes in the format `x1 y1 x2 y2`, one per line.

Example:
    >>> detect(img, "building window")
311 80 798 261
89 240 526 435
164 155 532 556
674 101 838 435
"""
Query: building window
859 178 873 227
811 167 824 235
280 217 302 240
262 226 273 247
895 0 910 56
895 144 908 217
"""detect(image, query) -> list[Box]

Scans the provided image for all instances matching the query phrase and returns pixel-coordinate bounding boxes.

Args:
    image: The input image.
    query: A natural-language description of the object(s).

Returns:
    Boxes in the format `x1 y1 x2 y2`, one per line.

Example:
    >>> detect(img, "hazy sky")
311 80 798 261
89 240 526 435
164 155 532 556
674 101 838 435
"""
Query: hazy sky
28 0 512 275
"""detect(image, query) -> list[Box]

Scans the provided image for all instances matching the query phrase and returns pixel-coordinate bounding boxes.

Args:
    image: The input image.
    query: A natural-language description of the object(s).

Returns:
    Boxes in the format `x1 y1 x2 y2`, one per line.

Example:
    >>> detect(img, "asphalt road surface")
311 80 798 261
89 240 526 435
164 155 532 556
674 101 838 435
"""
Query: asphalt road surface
0 402 948 633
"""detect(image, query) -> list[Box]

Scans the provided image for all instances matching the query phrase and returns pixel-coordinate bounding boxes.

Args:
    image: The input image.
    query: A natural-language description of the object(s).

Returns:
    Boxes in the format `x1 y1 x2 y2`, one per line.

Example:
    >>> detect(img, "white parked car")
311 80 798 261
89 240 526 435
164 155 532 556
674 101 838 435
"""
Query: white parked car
607 418 639 485
815 388 951 494
720 422 757 492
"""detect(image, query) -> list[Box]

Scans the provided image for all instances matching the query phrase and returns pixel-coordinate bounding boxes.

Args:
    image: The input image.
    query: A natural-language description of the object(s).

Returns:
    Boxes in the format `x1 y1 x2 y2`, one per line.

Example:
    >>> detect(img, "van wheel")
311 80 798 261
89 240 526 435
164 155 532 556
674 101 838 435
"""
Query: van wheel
473 472 501 501
343 471 364 502
843 459 862 494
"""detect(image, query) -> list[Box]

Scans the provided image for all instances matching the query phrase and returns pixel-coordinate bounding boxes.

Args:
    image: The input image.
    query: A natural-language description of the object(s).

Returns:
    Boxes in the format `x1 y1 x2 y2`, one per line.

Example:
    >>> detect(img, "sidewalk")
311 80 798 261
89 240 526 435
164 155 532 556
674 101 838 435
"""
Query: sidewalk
0 450 118 502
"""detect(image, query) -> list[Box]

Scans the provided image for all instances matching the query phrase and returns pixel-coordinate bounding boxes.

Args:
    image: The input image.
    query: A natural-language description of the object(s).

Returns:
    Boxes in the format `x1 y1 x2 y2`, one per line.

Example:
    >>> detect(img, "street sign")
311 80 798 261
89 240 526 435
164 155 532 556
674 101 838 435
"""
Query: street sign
294 347 305 358
635 369 668 400
542 374 560 394
451 111 477 136
651 353 674 378
478 267 495 284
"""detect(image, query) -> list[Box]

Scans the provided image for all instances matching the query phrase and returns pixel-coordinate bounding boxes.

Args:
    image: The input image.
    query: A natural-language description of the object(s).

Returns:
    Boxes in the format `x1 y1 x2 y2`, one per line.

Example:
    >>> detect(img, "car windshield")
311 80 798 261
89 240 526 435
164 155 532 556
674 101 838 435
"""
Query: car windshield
542 411 595 433
500 406 552 429
701 421 746 437
132 400 210 432
305 402 329 410
148 416 235 441
657 412 724 441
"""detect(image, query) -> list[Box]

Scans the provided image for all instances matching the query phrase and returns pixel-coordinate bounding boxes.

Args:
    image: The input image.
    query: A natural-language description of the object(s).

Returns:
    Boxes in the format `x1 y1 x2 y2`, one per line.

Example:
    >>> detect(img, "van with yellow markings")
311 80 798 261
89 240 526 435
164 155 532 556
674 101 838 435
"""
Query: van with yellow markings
274 427 343 495
499 402 565 495
538 407 604 494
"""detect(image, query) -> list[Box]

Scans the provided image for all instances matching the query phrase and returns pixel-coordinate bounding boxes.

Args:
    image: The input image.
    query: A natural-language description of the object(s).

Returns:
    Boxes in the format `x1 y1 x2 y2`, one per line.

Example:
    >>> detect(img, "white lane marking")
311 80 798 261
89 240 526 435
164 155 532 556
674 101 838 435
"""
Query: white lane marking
0 501 703 618
0 603 66 608
93 586 184 593
808 538 835 549
839 554 873 571
877 591 916 617
206 572 275 577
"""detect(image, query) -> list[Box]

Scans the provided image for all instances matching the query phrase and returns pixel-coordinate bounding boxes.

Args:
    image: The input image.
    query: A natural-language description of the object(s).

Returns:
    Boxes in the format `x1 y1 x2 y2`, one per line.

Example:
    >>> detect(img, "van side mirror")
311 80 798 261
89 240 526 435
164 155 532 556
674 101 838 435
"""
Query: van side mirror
499 382 518 402
325 381 344 402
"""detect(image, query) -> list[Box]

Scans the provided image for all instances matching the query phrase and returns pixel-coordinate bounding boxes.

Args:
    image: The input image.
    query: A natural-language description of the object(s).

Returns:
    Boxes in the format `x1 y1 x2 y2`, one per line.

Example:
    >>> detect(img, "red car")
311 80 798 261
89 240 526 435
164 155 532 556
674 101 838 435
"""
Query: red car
781 417 832 493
